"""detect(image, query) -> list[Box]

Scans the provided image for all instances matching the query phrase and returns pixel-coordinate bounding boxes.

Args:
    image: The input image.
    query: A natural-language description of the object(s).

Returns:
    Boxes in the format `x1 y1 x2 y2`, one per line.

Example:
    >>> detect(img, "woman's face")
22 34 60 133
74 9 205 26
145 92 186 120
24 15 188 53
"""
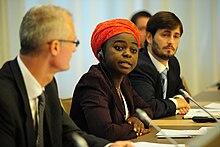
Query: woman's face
103 33 139 76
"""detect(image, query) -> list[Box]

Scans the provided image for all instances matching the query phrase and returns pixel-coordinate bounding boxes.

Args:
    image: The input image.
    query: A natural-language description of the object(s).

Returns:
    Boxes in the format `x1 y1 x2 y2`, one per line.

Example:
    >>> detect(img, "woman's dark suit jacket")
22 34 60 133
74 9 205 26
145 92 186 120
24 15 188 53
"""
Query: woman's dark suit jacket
70 63 153 141
128 48 186 119
0 58 109 147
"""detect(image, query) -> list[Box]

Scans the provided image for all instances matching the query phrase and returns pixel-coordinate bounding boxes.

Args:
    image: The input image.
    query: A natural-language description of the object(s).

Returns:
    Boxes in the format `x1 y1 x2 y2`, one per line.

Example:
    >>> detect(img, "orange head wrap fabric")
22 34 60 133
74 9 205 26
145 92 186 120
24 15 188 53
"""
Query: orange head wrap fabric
91 18 141 61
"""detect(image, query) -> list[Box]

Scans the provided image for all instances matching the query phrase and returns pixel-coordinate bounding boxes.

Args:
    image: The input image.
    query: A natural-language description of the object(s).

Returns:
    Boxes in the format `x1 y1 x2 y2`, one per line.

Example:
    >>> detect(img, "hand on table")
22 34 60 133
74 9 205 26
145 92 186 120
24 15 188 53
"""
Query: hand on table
176 98 191 115
127 116 150 136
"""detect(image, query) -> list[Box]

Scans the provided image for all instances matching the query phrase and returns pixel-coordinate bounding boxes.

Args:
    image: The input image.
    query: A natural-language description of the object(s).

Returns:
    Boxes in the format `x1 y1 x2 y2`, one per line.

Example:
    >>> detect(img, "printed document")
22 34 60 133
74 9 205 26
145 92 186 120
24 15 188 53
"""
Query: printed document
183 109 220 119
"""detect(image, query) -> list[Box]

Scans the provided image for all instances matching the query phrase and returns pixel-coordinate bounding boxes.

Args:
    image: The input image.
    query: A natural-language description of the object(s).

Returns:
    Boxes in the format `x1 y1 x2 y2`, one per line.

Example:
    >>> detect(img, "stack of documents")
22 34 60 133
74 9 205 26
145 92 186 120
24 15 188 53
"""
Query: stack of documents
156 127 212 138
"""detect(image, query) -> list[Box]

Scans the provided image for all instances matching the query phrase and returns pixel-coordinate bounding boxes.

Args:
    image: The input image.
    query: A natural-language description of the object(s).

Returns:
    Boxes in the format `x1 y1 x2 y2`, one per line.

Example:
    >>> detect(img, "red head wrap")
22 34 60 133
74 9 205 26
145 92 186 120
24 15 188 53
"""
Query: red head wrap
91 18 141 61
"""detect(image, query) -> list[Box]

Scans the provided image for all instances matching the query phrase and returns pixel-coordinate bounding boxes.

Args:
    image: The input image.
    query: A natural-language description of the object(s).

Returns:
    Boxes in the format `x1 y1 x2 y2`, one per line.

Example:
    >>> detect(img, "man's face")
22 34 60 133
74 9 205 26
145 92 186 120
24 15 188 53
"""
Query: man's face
57 35 77 71
52 14 77 72
135 16 150 48
149 27 181 60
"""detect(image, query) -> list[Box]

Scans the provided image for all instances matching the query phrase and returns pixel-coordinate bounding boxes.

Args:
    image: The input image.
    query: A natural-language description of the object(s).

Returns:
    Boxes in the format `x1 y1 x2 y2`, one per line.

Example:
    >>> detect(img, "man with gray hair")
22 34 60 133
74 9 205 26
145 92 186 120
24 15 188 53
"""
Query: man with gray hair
0 4 133 147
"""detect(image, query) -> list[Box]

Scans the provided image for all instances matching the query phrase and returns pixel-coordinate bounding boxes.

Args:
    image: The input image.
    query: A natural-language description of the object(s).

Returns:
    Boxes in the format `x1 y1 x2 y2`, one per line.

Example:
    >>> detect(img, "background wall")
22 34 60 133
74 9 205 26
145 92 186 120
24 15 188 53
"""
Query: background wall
1 0 219 98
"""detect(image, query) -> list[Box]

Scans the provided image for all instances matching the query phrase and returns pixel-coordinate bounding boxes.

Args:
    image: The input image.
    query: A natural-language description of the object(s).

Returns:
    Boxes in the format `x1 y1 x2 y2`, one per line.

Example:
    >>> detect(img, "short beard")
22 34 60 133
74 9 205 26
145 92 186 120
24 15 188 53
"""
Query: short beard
151 40 175 60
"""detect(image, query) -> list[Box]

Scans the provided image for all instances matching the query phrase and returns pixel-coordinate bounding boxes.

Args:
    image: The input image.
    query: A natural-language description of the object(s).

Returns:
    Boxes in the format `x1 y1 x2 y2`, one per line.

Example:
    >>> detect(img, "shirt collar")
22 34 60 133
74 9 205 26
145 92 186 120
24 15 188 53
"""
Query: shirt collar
17 55 43 100
148 50 169 73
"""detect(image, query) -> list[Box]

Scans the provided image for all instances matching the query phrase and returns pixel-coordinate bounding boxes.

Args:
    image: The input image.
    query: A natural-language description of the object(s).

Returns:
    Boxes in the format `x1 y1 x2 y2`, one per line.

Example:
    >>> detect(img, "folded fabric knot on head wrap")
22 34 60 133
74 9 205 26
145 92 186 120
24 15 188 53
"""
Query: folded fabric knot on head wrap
91 18 141 61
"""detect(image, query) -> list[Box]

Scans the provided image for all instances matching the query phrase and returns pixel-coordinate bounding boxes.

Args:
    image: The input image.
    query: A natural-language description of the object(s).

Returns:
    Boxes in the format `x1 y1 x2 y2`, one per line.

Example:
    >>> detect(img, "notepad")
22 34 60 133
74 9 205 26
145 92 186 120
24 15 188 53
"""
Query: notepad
183 109 220 119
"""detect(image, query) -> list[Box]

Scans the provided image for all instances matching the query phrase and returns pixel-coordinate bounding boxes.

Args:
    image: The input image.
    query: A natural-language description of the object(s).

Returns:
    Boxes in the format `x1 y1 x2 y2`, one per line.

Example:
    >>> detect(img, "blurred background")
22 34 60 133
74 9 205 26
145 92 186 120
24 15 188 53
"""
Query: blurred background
1 0 219 98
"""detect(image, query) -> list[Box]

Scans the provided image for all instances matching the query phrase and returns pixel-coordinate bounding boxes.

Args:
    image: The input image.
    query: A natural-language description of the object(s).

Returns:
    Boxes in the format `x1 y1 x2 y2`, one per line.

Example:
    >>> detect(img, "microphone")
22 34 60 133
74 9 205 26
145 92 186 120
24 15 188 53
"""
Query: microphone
70 133 89 147
136 108 179 147
179 89 218 123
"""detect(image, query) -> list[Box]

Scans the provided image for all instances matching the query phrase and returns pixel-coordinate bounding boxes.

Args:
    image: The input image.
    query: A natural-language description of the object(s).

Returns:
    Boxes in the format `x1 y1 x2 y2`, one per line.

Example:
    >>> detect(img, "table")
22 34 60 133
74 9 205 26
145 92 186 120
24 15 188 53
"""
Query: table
131 85 220 146
131 126 201 144
131 125 220 146
152 115 217 127
150 86 220 127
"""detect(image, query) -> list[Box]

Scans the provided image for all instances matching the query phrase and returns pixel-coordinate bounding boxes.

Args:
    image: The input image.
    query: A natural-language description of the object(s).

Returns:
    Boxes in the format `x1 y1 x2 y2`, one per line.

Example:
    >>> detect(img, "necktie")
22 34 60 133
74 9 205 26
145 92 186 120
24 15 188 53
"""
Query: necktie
37 92 46 147
161 68 168 99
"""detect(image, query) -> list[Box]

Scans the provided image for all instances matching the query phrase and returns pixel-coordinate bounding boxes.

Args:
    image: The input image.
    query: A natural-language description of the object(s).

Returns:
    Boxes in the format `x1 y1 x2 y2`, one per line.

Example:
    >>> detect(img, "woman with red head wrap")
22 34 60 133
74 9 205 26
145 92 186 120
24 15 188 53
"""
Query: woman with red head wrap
70 18 152 141
91 18 141 61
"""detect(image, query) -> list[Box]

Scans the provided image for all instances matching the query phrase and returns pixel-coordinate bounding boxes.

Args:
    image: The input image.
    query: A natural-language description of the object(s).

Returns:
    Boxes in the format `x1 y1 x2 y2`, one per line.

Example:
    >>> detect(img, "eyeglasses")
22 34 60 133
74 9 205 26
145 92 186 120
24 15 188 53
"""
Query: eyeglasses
58 39 80 47
48 39 80 47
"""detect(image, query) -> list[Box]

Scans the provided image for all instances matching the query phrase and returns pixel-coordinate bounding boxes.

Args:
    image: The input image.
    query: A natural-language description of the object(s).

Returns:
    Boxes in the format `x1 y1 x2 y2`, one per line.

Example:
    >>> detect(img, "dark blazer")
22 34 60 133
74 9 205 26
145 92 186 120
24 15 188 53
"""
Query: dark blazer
70 63 153 142
128 48 185 119
0 58 109 147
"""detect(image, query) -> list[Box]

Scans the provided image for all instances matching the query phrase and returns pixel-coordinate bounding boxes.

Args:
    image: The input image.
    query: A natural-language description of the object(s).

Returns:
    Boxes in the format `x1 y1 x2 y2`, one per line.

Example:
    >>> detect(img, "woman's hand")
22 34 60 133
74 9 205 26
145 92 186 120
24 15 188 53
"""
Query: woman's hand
127 116 150 136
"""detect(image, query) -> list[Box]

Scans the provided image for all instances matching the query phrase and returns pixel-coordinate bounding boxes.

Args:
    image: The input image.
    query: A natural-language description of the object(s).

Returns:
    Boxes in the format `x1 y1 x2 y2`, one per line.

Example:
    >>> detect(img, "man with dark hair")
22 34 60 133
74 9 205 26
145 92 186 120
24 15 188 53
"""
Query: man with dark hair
129 11 190 119
130 11 151 48
0 4 134 147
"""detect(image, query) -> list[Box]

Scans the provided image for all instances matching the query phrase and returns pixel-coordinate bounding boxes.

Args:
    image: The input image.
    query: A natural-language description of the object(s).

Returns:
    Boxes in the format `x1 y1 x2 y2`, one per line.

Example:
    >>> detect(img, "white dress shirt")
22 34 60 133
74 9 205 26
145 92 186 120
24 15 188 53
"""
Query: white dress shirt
148 51 182 109
17 55 43 127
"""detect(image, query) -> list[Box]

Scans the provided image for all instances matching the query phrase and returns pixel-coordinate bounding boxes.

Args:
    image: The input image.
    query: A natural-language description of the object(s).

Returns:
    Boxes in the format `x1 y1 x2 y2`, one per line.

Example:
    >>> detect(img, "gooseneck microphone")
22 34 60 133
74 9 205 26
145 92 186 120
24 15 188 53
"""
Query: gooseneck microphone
71 133 89 147
136 108 179 147
179 89 218 123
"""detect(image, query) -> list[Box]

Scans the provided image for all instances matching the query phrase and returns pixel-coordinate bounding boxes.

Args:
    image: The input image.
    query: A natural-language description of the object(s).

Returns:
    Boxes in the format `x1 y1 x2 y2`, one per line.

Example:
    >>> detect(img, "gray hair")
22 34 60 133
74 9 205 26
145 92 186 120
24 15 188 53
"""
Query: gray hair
19 4 73 55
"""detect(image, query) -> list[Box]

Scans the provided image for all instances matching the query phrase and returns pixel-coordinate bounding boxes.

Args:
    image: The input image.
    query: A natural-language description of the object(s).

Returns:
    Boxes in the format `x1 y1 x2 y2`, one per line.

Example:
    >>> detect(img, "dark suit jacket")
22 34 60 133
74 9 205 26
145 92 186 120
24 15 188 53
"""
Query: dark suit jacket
128 48 185 119
70 63 153 142
0 58 109 147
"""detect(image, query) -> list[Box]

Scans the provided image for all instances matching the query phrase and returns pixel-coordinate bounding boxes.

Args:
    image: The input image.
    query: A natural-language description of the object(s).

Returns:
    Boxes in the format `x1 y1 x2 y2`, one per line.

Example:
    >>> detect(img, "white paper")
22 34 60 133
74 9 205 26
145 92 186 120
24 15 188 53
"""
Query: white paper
156 127 212 138
133 142 185 147
204 103 220 109
183 109 220 119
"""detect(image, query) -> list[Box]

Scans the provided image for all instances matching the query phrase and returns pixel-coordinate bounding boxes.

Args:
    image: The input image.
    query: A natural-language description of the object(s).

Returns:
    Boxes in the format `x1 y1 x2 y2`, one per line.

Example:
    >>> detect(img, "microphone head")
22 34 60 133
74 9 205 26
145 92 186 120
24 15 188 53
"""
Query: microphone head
71 133 89 147
136 108 152 124
179 89 190 98
179 89 191 103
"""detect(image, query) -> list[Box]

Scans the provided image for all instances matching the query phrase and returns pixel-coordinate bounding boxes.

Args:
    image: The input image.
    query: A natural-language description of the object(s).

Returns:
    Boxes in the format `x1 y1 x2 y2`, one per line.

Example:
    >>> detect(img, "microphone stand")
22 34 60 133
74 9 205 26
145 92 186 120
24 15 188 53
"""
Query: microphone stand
179 89 218 122
136 108 179 147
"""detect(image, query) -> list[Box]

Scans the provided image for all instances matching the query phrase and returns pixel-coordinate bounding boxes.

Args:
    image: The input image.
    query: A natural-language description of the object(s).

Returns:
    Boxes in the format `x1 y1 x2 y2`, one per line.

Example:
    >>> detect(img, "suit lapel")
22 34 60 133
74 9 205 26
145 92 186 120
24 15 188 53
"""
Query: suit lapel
10 58 36 147
145 51 164 98
43 79 60 146
120 81 134 114
114 89 126 117
44 92 53 146
114 79 134 118
99 64 126 117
